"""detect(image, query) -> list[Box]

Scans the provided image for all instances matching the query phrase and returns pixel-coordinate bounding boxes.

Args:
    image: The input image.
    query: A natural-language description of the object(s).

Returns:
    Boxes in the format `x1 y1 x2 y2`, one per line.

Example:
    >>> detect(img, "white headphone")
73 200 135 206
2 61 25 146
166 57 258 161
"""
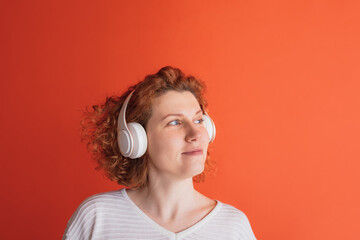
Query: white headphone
117 90 216 159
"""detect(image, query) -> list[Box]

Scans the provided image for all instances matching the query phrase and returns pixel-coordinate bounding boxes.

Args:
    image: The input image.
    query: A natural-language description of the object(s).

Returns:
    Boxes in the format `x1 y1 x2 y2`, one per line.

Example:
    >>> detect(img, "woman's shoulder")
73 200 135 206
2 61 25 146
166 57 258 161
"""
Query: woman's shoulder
209 200 257 239
78 188 126 208
80 188 124 203
69 188 128 219
215 200 255 227
218 201 248 217
197 191 252 223
62 188 129 239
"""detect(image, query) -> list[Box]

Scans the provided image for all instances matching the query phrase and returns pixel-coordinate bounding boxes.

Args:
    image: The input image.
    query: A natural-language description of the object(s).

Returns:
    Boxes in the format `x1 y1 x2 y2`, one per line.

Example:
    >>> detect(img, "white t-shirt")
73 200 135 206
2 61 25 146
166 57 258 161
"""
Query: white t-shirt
62 188 257 240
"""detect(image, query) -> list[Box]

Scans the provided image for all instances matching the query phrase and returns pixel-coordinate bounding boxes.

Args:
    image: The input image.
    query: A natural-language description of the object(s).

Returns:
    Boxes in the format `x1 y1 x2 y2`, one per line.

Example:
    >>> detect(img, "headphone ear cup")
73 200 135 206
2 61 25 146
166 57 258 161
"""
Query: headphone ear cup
118 129 132 157
127 122 148 159
203 115 216 143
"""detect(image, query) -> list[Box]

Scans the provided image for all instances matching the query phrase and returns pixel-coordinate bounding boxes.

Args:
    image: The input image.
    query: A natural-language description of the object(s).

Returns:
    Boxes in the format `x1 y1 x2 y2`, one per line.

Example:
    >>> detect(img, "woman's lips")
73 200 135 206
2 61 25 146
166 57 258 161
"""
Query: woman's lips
182 149 203 155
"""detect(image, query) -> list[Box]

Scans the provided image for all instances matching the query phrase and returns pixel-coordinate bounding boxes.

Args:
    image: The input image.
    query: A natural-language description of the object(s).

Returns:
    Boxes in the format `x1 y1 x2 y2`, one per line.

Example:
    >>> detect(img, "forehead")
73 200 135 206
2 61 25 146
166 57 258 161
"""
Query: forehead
151 90 201 118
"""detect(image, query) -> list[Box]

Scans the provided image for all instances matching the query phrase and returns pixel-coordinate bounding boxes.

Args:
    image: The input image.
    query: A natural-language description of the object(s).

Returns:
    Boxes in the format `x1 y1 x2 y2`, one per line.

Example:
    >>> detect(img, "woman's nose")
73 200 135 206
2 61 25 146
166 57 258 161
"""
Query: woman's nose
185 123 202 142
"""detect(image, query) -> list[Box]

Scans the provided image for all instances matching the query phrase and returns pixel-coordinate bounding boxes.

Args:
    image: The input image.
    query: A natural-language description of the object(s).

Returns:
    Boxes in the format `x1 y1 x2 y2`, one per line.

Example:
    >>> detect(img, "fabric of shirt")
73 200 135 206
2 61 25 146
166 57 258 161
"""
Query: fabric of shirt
62 188 257 240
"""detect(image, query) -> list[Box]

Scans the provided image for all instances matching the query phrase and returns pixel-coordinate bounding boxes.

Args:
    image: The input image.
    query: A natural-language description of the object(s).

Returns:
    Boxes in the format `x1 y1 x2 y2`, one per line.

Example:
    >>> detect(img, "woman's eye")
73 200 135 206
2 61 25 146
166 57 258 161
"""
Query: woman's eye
168 120 181 126
194 118 204 124
168 118 203 126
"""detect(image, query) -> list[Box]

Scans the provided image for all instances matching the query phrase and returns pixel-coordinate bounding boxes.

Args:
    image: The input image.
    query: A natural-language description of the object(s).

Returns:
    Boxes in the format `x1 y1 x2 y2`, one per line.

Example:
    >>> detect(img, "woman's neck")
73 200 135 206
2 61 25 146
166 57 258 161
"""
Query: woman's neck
127 177 200 222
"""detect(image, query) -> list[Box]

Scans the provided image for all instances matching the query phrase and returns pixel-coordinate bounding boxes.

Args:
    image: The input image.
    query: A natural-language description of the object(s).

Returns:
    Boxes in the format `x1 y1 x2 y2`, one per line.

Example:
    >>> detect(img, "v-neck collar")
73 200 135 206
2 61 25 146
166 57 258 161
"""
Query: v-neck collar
121 188 222 239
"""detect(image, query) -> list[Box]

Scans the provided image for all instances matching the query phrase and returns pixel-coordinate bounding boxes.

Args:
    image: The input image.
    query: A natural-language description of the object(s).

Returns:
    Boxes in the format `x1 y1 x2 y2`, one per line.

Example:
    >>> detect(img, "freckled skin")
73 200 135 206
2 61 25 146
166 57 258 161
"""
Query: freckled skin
145 91 209 181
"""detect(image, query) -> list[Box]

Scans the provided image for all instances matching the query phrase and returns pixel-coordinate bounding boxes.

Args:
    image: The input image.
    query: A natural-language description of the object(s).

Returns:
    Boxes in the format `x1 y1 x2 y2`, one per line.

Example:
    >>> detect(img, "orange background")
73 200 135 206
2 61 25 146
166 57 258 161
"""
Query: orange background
1 1 359 239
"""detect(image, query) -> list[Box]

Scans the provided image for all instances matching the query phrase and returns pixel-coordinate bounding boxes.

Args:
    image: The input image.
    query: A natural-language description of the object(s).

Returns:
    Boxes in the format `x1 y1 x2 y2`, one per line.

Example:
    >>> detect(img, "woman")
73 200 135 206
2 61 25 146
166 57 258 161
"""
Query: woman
63 66 257 240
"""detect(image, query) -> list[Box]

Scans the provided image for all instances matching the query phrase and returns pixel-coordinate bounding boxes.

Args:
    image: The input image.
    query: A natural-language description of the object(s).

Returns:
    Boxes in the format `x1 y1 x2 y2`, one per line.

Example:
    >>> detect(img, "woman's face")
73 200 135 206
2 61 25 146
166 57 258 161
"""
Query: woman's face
145 90 209 181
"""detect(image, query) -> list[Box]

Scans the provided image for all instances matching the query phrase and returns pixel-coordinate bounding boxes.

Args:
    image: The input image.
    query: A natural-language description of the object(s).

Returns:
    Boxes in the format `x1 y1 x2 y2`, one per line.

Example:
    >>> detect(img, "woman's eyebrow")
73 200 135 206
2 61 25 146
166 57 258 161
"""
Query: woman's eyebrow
161 109 202 121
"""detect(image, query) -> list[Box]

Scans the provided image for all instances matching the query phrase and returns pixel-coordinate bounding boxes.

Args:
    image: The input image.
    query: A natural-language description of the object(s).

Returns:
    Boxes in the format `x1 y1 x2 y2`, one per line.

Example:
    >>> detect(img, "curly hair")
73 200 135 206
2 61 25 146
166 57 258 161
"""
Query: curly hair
80 66 216 188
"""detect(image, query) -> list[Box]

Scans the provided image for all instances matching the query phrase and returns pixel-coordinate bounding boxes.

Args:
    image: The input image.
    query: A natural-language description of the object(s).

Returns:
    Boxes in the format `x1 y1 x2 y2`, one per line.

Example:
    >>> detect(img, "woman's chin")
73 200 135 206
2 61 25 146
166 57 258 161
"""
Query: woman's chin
181 163 205 179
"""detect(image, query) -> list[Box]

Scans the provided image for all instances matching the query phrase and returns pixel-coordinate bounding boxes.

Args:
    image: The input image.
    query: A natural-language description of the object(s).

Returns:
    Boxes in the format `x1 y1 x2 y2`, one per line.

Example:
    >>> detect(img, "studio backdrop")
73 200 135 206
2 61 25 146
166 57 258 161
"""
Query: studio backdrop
1 1 359 239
